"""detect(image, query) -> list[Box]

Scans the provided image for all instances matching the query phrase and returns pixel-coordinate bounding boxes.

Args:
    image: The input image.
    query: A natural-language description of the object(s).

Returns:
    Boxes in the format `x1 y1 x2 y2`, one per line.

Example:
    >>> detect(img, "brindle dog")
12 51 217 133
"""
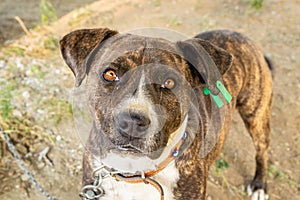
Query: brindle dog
60 28 272 200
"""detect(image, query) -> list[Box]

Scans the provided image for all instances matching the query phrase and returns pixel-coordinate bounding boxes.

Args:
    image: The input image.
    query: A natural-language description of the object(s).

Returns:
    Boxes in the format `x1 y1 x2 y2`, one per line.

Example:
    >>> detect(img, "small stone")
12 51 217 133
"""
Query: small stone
37 109 45 114
22 91 30 99
21 174 29 181
8 170 15 176
25 70 32 76
0 60 5 68
37 162 45 169
56 135 62 141
12 110 22 117
241 184 245 191
3 185 12 191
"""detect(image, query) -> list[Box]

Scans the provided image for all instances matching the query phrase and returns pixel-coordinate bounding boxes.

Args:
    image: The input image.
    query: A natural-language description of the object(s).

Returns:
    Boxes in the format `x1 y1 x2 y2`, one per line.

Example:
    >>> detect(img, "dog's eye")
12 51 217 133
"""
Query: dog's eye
162 78 175 89
103 69 119 82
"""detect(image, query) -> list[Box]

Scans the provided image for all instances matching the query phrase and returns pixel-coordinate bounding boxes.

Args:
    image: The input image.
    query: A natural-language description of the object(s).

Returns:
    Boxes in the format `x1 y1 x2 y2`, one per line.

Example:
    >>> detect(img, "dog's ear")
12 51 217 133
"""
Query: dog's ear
177 38 233 94
59 28 118 87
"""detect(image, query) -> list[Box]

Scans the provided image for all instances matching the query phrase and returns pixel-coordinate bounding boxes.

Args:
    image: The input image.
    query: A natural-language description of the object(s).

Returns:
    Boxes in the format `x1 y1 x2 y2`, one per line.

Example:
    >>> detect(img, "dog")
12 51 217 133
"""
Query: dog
59 28 272 200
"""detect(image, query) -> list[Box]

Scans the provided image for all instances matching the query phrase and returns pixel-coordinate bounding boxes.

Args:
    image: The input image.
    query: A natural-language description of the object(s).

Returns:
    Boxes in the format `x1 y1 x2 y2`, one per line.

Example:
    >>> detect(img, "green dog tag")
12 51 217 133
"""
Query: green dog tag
216 80 232 103
204 87 224 108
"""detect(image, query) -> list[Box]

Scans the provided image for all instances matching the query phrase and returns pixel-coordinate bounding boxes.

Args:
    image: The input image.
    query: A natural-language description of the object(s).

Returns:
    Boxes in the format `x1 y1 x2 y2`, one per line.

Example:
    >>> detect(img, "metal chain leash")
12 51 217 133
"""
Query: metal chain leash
79 174 105 200
79 165 113 200
0 125 58 200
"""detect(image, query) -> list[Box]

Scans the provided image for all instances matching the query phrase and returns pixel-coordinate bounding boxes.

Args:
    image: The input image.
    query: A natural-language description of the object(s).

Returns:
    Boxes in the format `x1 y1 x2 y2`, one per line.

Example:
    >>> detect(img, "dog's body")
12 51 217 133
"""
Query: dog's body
60 28 272 200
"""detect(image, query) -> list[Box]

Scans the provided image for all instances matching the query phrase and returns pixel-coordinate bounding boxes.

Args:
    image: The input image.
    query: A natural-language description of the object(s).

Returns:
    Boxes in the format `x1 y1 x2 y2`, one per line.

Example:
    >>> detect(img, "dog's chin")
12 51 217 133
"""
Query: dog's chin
113 144 146 156
101 147 162 173
110 144 163 159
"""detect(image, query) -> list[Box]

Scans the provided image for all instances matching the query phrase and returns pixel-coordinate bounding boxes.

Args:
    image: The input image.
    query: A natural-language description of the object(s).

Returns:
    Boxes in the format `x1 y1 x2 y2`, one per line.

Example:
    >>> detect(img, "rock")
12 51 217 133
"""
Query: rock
21 174 29 181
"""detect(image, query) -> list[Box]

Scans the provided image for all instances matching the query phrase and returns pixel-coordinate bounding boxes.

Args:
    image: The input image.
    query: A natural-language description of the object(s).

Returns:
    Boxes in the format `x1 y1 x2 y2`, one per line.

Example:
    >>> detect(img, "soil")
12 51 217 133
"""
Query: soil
0 0 299 200
0 0 95 45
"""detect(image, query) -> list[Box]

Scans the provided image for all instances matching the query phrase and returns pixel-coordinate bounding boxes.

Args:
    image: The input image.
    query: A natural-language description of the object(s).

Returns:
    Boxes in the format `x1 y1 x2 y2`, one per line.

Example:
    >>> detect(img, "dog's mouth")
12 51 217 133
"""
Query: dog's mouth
115 144 145 155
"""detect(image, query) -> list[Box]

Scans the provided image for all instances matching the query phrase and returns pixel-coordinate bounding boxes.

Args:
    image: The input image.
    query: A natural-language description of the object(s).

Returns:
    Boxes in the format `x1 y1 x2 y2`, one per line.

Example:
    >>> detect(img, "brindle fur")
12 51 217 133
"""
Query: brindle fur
174 31 272 199
60 28 272 200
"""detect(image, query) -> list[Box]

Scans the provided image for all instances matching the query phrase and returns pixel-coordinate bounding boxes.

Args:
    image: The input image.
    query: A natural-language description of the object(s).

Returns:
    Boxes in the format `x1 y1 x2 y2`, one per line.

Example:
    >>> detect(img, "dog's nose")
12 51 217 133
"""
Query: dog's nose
115 111 151 138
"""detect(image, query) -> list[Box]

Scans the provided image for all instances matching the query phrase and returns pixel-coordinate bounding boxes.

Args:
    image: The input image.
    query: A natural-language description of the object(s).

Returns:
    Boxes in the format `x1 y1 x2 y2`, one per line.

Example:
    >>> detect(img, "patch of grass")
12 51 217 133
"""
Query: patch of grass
213 157 246 197
43 98 73 125
198 18 216 32
168 17 182 26
68 9 92 26
40 0 57 25
28 64 46 79
243 0 265 10
215 158 229 174
151 0 161 7
251 0 264 9
44 36 58 51
0 83 15 120
268 164 287 180
3 46 25 57
268 164 299 188
0 113 56 158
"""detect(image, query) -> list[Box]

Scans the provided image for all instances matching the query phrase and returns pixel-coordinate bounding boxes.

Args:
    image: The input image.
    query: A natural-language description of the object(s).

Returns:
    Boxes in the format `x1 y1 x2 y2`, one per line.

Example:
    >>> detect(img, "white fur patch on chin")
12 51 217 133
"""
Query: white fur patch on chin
101 153 157 173
93 160 179 200
247 185 269 200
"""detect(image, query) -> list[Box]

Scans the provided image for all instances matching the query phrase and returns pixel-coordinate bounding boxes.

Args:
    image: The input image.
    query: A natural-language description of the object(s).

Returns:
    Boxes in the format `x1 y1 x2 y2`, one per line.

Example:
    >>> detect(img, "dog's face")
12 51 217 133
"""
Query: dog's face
60 28 232 163
86 37 195 159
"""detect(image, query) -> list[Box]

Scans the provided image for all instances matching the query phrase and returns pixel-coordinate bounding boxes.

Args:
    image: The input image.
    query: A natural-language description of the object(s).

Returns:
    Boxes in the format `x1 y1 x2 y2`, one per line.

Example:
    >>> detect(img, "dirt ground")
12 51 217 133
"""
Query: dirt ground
0 0 299 199
0 0 95 45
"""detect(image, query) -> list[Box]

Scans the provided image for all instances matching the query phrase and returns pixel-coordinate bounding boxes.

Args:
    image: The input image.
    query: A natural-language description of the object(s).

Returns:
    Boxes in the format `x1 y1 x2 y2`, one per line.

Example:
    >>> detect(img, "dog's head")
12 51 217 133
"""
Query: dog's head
60 28 232 170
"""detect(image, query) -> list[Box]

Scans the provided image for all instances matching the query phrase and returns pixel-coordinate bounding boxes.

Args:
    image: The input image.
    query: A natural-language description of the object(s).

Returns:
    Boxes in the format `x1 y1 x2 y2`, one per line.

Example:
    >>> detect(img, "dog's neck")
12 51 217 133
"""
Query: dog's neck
90 158 180 200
